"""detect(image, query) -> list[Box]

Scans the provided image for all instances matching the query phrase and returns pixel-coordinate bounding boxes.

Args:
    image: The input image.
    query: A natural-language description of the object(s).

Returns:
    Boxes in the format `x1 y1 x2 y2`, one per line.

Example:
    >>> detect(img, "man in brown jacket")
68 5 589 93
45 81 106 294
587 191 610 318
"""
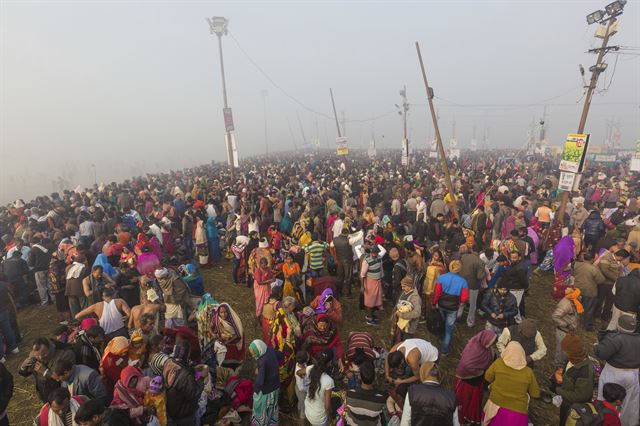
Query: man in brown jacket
574 252 606 331
597 249 629 323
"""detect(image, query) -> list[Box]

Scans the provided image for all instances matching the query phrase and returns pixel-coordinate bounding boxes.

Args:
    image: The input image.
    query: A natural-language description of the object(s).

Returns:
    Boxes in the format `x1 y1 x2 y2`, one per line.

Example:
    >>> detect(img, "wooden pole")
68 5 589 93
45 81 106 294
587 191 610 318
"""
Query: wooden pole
415 42 458 219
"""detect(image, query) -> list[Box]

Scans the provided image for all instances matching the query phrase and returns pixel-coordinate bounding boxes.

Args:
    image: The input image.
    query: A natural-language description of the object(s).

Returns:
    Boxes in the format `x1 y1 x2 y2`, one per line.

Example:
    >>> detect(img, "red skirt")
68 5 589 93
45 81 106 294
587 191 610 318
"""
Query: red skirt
454 376 484 426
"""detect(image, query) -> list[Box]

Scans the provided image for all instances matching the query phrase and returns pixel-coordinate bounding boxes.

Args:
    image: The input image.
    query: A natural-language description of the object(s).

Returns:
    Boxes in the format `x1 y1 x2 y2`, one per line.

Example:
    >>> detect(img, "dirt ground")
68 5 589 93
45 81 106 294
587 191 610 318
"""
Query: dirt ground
6 262 598 426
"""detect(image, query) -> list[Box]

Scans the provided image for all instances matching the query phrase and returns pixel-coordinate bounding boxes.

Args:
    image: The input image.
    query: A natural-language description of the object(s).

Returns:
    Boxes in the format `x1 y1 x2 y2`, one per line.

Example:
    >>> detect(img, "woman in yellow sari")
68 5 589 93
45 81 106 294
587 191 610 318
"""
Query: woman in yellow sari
270 296 300 408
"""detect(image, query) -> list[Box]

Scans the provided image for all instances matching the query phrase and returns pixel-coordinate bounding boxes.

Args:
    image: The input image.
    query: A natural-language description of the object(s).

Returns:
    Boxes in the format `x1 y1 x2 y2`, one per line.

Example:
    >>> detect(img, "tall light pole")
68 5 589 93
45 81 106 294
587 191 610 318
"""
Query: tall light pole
396 86 410 167
261 90 269 157
555 0 626 225
207 16 237 181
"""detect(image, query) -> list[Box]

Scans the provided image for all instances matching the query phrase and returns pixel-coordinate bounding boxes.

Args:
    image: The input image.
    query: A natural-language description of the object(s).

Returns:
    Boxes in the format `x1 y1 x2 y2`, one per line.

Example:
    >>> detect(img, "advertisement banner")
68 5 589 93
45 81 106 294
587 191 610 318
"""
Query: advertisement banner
336 146 348 156
559 133 589 173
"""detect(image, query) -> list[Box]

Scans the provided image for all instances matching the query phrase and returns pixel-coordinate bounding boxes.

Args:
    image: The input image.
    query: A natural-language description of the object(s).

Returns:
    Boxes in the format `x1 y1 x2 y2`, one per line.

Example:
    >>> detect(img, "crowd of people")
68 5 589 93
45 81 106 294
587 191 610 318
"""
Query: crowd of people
0 150 638 425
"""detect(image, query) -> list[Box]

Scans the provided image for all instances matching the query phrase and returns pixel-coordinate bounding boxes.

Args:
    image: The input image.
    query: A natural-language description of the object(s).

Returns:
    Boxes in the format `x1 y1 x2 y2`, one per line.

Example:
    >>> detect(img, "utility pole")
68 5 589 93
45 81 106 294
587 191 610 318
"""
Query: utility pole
207 16 237 182
330 89 342 138
397 86 410 167
261 90 269 157
415 41 458 219
555 3 624 225
286 118 299 152
296 110 308 149
341 110 347 137
330 88 347 170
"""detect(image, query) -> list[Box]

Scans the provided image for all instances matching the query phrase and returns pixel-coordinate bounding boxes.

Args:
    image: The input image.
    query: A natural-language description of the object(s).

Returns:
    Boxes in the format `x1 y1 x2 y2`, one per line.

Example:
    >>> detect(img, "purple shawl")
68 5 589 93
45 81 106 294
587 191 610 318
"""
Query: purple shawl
314 288 333 314
553 236 575 275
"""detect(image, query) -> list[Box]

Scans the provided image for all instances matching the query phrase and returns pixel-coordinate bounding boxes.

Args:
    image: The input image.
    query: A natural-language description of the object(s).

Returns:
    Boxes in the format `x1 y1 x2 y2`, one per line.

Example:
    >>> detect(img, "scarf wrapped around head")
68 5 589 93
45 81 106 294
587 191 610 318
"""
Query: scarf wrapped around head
314 288 334 314
102 336 129 362
456 330 497 379
565 288 584 314
112 365 145 409
250 339 267 358
502 341 527 370
212 303 244 350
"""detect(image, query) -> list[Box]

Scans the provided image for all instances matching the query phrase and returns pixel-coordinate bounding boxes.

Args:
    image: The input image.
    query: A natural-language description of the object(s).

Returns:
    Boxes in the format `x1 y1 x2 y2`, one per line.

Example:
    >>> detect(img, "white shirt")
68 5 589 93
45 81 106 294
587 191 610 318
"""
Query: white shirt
295 363 309 392
332 219 344 239
304 367 334 425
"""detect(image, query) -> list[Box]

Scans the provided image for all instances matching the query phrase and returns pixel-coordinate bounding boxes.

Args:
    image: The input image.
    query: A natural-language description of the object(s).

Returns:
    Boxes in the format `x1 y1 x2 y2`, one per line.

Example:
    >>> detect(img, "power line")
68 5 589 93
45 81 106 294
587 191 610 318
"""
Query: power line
433 85 584 111
226 30 396 124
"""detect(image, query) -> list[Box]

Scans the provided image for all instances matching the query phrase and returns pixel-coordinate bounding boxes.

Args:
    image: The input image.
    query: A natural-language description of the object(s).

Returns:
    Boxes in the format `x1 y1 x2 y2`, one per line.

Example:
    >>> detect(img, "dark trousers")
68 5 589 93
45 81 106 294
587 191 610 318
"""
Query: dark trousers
582 295 597 330
336 259 353 295
105 327 129 343
232 258 241 283
596 283 614 322
584 235 599 254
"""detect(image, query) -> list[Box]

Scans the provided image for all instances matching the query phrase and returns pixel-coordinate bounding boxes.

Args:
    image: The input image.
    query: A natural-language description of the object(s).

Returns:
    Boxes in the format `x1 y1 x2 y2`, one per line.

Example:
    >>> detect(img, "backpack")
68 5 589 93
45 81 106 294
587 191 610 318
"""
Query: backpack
566 402 602 426
426 308 444 336
566 401 616 426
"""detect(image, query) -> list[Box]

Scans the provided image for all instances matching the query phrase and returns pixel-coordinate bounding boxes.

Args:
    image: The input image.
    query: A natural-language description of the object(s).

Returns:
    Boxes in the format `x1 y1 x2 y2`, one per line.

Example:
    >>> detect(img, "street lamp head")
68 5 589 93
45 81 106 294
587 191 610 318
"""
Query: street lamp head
207 16 228 36
586 10 606 24
605 0 626 16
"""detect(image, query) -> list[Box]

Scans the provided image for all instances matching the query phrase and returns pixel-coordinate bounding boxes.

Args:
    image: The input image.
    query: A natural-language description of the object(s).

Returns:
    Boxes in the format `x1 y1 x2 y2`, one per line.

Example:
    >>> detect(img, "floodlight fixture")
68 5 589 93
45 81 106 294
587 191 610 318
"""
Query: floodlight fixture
586 10 606 24
207 16 228 36
605 0 626 16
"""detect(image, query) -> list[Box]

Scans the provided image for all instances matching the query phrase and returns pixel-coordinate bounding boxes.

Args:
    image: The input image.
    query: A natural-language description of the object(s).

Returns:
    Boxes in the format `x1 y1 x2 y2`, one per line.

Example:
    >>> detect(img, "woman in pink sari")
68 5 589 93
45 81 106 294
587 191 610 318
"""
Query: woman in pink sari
253 258 273 319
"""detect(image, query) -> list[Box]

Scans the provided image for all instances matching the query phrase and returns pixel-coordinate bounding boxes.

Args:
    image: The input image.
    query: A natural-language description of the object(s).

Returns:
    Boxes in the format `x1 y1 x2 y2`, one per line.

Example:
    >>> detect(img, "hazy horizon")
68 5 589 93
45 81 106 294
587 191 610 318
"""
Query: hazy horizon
1 0 639 203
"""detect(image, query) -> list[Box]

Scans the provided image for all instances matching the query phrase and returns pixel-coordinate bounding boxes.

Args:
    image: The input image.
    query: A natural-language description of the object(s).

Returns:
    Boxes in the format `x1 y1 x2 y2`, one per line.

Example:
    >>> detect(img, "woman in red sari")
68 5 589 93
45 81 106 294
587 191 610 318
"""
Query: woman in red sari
455 329 497 425
302 314 344 361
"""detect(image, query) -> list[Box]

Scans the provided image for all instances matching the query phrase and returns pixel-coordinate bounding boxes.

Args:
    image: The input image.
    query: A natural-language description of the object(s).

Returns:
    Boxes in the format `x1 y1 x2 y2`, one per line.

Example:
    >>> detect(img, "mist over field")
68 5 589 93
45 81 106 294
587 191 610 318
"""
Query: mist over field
1 0 638 203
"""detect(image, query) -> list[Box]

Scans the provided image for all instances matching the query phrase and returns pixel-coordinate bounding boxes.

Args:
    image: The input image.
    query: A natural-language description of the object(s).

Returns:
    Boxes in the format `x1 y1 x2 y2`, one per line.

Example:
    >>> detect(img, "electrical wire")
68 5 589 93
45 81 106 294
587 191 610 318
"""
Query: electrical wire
433 85 584 111
597 53 620 94
226 30 397 124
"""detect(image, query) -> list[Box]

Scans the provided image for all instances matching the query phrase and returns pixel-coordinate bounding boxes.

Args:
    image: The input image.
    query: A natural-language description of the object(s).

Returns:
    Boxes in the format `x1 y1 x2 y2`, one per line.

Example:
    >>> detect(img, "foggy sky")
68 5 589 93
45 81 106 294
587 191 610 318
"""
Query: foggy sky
1 0 639 204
